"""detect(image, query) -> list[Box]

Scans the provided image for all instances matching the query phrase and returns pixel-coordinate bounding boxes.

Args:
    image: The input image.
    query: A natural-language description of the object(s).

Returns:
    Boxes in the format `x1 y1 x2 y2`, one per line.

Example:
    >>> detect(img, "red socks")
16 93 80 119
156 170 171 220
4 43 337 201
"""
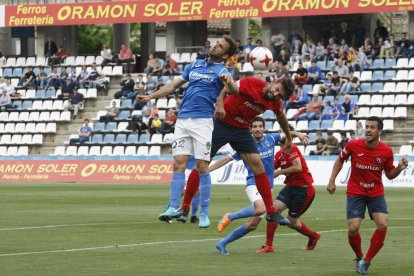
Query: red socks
181 170 199 212
298 222 317 239
348 231 363 259
365 228 387 263
254 172 276 214
266 222 278 246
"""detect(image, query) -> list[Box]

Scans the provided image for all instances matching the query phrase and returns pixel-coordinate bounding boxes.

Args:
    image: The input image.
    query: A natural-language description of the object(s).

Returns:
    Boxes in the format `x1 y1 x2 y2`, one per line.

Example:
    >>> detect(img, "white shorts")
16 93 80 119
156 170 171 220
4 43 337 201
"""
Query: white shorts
246 185 263 204
172 118 214 161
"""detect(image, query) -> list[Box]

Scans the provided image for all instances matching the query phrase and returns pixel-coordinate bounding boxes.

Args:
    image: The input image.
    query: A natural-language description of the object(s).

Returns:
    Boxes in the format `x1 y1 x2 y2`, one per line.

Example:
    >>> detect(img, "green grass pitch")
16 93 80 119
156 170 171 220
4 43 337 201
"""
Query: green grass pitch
0 184 413 275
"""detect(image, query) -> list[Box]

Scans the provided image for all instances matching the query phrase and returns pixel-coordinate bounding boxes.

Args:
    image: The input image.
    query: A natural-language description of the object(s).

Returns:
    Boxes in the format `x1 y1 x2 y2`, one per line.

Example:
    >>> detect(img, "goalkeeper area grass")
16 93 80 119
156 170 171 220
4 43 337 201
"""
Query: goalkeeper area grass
0 184 413 275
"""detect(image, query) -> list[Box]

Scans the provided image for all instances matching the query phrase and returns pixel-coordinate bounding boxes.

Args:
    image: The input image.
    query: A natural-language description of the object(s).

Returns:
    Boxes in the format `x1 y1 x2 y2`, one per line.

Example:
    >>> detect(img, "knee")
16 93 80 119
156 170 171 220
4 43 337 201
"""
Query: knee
245 221 259 231
376 222 388 230
173 161 187 173
287 218 300 230
255 206 266 216
197 161 209 174
348 223 360 233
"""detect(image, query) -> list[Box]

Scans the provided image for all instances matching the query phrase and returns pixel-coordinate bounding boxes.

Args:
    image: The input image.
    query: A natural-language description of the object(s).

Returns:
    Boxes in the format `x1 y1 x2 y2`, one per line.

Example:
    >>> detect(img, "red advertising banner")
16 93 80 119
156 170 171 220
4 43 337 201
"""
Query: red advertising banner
2 0 414 27
0 160 173 183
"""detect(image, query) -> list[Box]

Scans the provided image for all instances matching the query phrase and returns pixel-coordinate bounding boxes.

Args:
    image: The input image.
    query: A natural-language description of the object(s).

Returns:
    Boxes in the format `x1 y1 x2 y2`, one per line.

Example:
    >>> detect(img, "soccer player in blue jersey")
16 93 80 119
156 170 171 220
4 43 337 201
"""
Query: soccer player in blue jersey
138 35 238 228
211 117 308 255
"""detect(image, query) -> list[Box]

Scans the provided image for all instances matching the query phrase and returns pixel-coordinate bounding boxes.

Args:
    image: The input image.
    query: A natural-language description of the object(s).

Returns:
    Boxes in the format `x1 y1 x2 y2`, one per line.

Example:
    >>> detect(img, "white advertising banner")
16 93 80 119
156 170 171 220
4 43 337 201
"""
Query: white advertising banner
0 6 4 28
210 158 414 188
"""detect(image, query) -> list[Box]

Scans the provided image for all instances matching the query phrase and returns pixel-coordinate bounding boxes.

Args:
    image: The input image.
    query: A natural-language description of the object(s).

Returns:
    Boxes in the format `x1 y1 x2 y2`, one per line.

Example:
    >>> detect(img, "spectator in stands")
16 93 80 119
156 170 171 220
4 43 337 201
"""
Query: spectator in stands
395 33 410 57
333 59 349 79
275 61 289 79
69 119 92 145
127 113 148 134
44 36 58 57
302 38 316 61
18 66 36 88
100 100 120 123
332 97 342 119
65 87 84 119
339 131 349 149
234 39 245 63
355 120 365 138
84 63 108 90
117 44 134 73
114 74 135 99
372 36 384 59
134 88 147 110
373 19 388 43
255 39 263 47
0 77 5 91
159 108 177 134
325 37 338 61
145 74 158 94
379 34 396 59
309 130 326 155
294 62 307 85
44 67 61 91
0 89 12 111
135 75 146 90
402 39 414 58
271 29 286 59
290 39 302 64
338 22 352 46
197 40 211 59
151 55 165 77
69 66 79 85
340 71 360 94
293 94 322 121
275 49 289 67
288 29 303 49
58 79 76 100
307 60 322 85
349 130 356 140
338 38 349 60
78 65 89 88
363 37 373 59
0 51 6 67
167 74 175 84
48 46 70 66
315 41 325 62
353 45 369 73
162 54 180 76
337 94 356 121
101 44 113 66
149 113 162 134
285 85 309 110
59 66 69 84
144 53 157 75
155 78 165 91
352 24 367 48
320 100 334 120
322 131 341 155
5 79 18 97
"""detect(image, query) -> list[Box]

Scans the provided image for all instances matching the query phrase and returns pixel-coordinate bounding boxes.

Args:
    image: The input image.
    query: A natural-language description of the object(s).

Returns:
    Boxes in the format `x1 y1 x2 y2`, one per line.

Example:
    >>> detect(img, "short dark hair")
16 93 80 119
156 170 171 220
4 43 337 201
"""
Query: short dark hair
252 116 265 127
277 77 295 100
340 131 347 137
223 35 237 57
366 116 383 130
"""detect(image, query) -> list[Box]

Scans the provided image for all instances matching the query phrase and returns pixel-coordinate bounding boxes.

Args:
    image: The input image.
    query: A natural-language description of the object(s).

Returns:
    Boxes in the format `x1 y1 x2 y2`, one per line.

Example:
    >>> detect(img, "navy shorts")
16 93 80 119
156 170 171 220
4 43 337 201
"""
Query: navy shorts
346 195 388 220
276 185 316 218
210 119 259 158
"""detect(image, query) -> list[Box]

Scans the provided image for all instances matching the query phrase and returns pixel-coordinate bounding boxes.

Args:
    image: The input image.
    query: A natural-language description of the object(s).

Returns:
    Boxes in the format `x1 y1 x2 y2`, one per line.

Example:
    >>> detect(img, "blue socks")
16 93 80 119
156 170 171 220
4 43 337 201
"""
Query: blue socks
192 195 200 216
228 205 255 221
199 173 212 215
169 172 185 209
221 225 249 246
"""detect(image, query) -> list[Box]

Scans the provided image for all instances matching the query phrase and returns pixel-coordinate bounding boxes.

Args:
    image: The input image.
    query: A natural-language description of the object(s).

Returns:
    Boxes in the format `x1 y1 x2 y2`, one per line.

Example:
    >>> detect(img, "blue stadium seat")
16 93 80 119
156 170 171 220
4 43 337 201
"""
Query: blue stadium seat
2 68 13 77
371 82 383 92
33 67 40 75
372 71 384 80
45 90 55 98
103 134 115 143
384 58 396 68
383 70 396 80
320 120 333 129
44 67 52 75
121 99 132 109
371 59 384 69
350 95 359 103
13 68 23 77
323 96 334 103
265 121 272 130
93 122 105 132
161 76 170 84
21 100 32 109
139 134 150 143
360 83 371 92
308 132 317 143
308 120 320 130
117 110 130 120
115 134 127 144
127 133 139 144
263 110 275 119
91 134 103 144
327 60 335 71
316 61 327 71
35 90 46 98
105 122 117 132
12 100 22 109
302 84 313 95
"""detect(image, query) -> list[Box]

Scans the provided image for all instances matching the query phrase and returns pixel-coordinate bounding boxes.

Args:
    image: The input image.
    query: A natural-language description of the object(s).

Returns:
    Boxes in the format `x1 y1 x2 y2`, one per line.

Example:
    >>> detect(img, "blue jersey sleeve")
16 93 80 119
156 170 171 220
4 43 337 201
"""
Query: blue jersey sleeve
269 133 282 146
180 61 196 81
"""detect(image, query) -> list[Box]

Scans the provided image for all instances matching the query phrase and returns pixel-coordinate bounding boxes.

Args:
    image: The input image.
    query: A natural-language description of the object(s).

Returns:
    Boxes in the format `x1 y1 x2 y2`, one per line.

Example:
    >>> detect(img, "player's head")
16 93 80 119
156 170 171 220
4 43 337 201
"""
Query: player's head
209 35 237 61
263 77 295 101
251 117 265 140
365 116 383 142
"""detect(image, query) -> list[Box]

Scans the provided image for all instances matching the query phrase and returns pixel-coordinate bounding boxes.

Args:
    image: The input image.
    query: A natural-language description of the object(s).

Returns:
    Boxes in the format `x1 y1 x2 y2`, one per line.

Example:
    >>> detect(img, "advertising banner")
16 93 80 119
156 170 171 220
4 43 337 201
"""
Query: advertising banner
2 0 414 27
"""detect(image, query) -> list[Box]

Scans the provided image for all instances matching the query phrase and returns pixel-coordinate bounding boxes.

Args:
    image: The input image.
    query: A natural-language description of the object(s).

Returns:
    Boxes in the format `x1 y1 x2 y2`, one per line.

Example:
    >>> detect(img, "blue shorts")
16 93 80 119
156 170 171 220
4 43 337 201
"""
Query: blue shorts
346 195 388 220
210 119 259 158
276 185 315 218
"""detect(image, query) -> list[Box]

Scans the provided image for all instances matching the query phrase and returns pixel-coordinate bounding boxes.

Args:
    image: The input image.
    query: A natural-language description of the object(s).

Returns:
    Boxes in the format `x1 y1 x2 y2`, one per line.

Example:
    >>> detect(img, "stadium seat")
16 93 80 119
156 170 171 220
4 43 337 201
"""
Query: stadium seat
113 146 125 156
171 53 180 62
75 56 85 66
156 98 168 109
89 146 101 155
6 57 16 67
370 107 382 117
17 146 29 156
35 123 46 133
180 53 192 63
77 146 89 156
296 120 308 130
395 70 408 80
372 71 384 80
64 56 76 66
358 95 370 105
394 94 407 105
85 56 95 65
93 111 107 121
49 111 60 121
52 100 64 110
60 111 71 121
103 134 115 144
66 146 78 156
384 59 396 68
4 123 15 133
308 120 320 130
383 119 394 131
102 66 112 75
6 146 18 156
105 122 117 132
51 146 65 156
14 123 25 133
329 120 345 130
11 134 22 144
115 134 127 144
168 98 177 108
94 122 105 132
163 133 174 143
2 68 13 78
399 145 412 155
137 146 149 156
124 145 137 155
395 82 408 92
9 112 19 121
149 133 163 144
320 120 332 129
112 66 123 76
95 56 104 65
382 107 394 118
395 107 407 118
371 59 384 69
117 111 130 120
344 120 356 130
116 122 128 132
265 121 272 130
149 146 161 156
127 133 139 143
121 99 132 109
272 121 280 131
396 58 409 68
91 134 103 144
45 123 57 133
139 134 150 143
39 111 50 121
25 123 36 133
12 68 23 77
382 95 394 105
100 146 113 156
21 134 32 144
26 57 36 67
31 100 43 110
383 70 396 80
43 100 53 110
371 82 383 92
371 95 383 105
286 108 298 119
190 52 198 61
32 134 43 144
381 82 395 93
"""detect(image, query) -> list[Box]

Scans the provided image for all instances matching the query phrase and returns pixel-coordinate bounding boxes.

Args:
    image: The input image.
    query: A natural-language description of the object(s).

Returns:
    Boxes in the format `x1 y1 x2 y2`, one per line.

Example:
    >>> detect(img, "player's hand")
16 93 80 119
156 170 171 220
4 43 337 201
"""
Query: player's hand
297 133 309 145
136 95 151 104
398 155 409 170
214 104 226 119
326 181 336 194
220 73 233 85
274 169 282 177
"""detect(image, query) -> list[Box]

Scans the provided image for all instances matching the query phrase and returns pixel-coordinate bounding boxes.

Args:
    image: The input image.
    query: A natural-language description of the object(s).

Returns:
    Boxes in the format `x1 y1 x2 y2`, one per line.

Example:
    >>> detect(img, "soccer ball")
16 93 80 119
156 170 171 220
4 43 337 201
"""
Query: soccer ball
249 47 273 70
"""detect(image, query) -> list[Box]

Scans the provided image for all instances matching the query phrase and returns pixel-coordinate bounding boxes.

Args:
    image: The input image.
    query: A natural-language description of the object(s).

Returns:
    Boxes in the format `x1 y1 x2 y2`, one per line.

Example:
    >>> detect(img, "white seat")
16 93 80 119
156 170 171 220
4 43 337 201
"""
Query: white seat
369 107 382 117
381 82 395 93
8 112 19 121
116 122 129 132
383 119 394 131
45 123 57 133
394 94 407 105
382 95 394 105
101 66 112 75
113 146 125 156
149 146 161 156
15 57 26 67
124 146 137 156
6 57 16 67
32 134 43 144
382 107 394 118
180 53 191 63
11 134 22 144
408 70 414 80
51 146 66 156
100 146 113 156
272 121 280 131
50 111 61 121
370 95 383 105
156 98 168 109
85 88 97 98
329 120 344 130
52 100 64 110
399 145 412 155
0 123 3 132
65 146 78 156
25 57 36 66
296 120 308 130
137 146 149 156
17 112 29 122
163 133 174 143
64 56 76 66
408 94 414 104
25 89 36 98
395 70 408 80
85 56 95 65
60 111 71 121
190 52 198 61
6 146 18 156
360 71 372 81
4 123 15 133
344 120 356 130
42 100 53 110
149 133 163 144
14 123 25 133
286 108 298 119
170 53 180 62
0 146 7 155
75 56 85 66
395 107 407 118
77 146 89 156
396 58 409 68
39 111 50 121
95 56 104 65
304 145 316 155
395 82 408 92
21 134 32 144
35 123 46 133
25 123 36 133
112 66 123 76
89 146 101 155
0 113 8 122
29 112 39 121
358 95 370 105
35 57 47 66
0 134 12 144
356 107 370 117
93 110 107 121
17 146 29 156
167 98 177 108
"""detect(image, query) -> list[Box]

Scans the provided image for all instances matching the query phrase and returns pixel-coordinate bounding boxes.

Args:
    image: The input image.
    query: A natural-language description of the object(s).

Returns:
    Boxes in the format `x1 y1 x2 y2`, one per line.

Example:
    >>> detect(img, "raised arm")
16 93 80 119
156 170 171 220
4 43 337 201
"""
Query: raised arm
208 156 234 172
137 77 186 103
277 112 293 149
385 156 408 180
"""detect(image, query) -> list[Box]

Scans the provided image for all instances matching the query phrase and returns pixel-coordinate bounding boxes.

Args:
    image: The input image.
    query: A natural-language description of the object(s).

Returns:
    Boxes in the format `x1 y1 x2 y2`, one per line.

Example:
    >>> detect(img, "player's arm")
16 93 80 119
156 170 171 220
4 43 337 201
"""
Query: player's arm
385 155 408 180
277 112 293 149
326 157 345 194
274 157 302 177
215 88 227 119
137 77 186 103
220 73 238 95
208 156 234 172
280 131 309 145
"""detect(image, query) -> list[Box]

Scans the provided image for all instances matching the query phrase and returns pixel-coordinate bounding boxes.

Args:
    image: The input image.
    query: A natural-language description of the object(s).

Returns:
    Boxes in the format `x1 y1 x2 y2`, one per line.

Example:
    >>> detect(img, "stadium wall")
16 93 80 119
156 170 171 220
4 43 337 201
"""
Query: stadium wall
0 156 413 187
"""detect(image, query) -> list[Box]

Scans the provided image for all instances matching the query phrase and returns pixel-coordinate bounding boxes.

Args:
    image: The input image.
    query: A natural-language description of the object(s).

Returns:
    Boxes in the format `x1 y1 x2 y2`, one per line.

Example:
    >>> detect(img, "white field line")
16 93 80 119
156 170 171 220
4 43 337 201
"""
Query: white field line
0 226 412 258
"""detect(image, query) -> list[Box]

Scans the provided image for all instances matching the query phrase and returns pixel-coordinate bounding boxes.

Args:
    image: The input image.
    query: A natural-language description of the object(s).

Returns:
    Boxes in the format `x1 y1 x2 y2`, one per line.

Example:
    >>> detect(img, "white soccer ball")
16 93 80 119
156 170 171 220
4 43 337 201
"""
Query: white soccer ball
249 46 273 71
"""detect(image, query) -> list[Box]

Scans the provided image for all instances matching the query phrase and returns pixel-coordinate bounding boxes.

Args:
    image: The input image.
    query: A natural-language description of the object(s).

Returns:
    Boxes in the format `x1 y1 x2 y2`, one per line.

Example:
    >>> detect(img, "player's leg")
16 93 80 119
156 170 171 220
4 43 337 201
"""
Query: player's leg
216 216 262 255
218 186 265 233
176 169 200 223
346 196 365 271
190 192 200 223
195 158 211 228
358 196 389 275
